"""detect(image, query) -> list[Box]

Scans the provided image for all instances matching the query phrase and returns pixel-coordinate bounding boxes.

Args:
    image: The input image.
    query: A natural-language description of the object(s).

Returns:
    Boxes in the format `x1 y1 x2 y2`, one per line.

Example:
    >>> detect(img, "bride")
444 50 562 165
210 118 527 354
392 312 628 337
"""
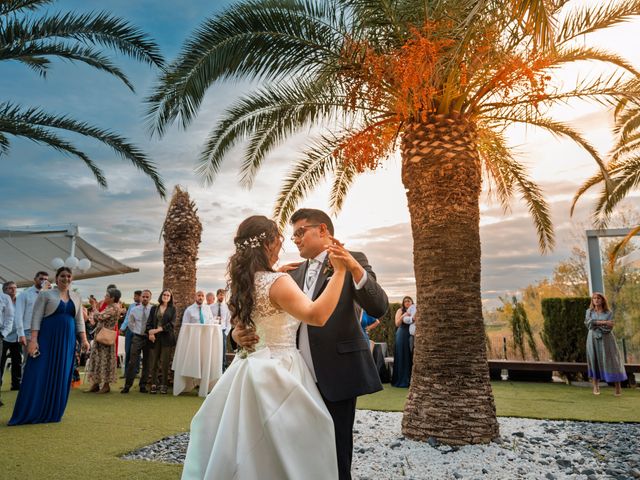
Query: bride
181 215 349 480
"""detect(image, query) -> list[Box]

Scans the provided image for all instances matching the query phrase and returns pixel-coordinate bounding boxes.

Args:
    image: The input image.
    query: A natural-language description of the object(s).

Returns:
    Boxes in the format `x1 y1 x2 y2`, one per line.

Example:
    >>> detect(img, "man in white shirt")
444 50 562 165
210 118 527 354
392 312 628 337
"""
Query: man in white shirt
1 281 21 392
14 271 49 368
210 288 232 369
0 286 14 407
121 290 152 394
182 291 214 325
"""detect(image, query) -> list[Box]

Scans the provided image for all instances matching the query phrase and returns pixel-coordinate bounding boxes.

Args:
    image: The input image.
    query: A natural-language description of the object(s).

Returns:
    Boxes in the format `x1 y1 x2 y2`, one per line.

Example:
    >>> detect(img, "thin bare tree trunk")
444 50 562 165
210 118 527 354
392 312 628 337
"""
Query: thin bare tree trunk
400 114 499 445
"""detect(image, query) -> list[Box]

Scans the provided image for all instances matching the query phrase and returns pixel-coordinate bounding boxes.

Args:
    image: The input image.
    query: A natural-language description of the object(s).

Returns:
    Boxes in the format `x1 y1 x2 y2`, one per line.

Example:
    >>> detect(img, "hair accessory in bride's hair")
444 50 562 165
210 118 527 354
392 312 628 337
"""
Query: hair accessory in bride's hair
235 231 267 251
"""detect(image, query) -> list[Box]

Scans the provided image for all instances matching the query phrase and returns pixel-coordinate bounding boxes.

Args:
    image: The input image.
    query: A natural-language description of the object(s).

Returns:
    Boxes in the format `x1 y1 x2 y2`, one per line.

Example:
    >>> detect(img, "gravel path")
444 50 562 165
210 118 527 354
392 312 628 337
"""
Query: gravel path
122 410 640 479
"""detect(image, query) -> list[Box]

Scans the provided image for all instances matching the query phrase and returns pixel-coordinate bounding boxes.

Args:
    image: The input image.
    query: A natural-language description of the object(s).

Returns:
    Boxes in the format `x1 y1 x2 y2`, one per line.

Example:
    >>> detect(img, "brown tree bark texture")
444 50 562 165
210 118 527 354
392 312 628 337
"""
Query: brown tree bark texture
162 186 202 336
400 114 499 445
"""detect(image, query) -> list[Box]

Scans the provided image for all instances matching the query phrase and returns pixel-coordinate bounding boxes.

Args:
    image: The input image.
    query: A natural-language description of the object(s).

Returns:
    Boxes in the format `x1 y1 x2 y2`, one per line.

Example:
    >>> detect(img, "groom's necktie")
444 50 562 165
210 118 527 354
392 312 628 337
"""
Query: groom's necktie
305 259 321 291
199 306 205 324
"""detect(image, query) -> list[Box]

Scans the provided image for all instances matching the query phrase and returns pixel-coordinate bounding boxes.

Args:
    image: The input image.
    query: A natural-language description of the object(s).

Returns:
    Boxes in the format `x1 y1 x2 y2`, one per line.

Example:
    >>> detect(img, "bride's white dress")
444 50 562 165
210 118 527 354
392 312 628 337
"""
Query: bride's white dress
181 272 338 480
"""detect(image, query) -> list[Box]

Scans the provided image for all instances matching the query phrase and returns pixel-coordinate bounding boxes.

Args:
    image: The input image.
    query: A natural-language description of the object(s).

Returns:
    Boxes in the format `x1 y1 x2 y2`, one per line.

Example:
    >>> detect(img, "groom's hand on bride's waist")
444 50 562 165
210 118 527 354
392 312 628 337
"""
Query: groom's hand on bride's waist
232 323 260 349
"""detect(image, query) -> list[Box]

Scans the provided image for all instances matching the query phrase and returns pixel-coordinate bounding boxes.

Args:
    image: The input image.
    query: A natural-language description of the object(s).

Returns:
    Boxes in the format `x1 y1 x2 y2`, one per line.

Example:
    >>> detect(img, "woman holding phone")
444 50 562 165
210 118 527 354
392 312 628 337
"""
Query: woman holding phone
8 267 90 425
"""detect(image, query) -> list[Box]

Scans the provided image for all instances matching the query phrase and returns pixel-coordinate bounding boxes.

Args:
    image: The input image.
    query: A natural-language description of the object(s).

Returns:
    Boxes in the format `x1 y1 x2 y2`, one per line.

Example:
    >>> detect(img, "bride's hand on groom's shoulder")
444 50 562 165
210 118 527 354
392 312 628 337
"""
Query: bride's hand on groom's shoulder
277 262 303 273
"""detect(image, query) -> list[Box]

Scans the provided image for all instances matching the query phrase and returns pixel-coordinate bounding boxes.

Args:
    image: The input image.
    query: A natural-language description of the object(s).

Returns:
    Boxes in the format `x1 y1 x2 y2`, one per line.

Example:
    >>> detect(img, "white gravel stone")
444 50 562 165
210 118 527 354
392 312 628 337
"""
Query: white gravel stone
123 409 640 479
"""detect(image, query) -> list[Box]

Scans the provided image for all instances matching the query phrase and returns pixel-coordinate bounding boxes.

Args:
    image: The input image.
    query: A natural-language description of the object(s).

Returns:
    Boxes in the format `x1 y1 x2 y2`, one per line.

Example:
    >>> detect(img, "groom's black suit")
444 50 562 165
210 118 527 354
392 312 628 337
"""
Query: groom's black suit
291 251 388 480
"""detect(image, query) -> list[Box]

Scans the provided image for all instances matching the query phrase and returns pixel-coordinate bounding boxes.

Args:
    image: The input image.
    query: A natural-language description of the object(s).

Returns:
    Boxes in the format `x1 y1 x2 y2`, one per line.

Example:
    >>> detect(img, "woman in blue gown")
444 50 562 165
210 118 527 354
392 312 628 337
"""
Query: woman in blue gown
9 267 90 426
391 296 414 388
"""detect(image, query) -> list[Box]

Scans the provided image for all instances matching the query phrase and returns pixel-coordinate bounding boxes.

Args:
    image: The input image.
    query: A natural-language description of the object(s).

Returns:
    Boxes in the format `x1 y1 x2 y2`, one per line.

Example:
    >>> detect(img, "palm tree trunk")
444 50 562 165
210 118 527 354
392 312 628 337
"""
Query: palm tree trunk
400 113 499 445
162 186 202 336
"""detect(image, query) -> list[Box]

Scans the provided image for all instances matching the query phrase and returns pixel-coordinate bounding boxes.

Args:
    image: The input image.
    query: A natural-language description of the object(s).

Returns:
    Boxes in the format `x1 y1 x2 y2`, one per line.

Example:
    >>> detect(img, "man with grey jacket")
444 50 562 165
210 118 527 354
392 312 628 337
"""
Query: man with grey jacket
233 208 388 480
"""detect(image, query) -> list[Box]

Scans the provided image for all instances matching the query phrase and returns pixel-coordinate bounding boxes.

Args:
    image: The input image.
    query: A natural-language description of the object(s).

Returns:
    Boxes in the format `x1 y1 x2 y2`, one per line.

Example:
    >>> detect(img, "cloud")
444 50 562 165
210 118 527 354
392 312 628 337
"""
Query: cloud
4 0 639 308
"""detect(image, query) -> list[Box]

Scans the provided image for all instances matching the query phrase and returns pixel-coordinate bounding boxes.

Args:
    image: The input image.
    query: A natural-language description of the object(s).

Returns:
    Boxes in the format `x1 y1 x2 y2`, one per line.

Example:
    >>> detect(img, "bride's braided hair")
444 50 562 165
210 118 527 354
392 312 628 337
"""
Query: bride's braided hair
227 215 281 329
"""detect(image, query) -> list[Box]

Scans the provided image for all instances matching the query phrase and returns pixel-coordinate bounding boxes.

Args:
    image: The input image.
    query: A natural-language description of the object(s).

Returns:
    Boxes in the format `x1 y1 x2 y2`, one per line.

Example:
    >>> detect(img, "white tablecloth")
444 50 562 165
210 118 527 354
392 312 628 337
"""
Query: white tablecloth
172 323 223 397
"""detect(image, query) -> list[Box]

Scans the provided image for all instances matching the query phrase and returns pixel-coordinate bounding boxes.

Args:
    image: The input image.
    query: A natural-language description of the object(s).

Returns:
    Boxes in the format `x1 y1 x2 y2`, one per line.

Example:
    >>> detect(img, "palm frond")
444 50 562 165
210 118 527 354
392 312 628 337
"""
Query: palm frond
0 11 164 68
273 134 344 227
556 0 640 45
489 110 610 188
0 115 107 187
611 132 640 161
12 55 50 77
549 45 640 77
479 127 554 251
570 170 605 216
0 132 11 155
194 80 356 186
2 41 135 90
0 102 166 197
329 156 359 214
477 128 515 213
609 224 640 266
0 0 51 15
510 0 557 51
480 73 638 114
146 0 348 135
591 155 640 222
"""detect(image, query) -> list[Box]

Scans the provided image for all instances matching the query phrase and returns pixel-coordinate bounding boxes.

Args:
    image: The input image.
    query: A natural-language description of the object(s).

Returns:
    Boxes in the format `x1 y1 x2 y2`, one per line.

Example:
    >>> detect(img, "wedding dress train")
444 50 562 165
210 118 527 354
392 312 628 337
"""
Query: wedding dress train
182 272 338 480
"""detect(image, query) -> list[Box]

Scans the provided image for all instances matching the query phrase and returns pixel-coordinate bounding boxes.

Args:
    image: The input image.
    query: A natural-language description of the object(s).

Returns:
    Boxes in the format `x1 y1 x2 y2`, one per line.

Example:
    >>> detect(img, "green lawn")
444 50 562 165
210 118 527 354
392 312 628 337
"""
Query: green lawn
358 382 640 423
0 377 638 480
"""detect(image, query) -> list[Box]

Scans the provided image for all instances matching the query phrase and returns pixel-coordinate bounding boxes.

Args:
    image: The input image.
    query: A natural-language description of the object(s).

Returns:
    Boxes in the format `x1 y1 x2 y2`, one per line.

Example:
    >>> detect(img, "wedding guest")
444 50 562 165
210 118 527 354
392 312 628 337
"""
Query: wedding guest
391 296 414 388
97 284 117 312
0 288 13 339
205 291 216 307
182 291 214 325
360 309 380 349
121 290 152 394
14 271 50 368
408 304 417 355
585 292 627 396
120 290 142 375
9 267 90 425
97 284 121 360
210 288 231 369
1 281 21 392
0 286 15 407
85 288 121 394
147 289 176 395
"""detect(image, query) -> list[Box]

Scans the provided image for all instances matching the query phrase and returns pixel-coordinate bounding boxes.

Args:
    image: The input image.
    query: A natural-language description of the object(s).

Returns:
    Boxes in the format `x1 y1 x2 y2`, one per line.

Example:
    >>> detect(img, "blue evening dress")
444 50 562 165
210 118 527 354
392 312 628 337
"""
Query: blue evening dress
9 299 77 425
391 323 412 387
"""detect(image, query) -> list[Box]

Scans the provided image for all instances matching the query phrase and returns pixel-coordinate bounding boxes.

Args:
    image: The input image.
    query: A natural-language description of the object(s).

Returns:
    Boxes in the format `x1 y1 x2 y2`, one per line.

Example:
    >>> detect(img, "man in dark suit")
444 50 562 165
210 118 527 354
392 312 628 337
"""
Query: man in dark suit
233 208 388 480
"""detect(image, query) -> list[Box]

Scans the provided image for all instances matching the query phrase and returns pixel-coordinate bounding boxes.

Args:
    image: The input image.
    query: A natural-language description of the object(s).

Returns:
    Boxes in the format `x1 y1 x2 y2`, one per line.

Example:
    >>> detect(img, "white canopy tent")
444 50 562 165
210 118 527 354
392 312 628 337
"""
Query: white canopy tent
0 224 138 287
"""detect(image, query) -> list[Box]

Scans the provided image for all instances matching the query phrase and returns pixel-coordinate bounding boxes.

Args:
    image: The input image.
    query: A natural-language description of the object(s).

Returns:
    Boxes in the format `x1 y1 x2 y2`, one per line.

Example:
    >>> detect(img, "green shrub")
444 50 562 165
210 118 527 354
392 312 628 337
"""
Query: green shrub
541 297 591 362
369 302 401 354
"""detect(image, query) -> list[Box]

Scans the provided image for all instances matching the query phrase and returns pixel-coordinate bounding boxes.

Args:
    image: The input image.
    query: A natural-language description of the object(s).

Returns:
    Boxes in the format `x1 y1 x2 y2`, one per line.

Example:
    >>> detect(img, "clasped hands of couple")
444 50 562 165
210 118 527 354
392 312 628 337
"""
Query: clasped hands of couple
233 235 355 350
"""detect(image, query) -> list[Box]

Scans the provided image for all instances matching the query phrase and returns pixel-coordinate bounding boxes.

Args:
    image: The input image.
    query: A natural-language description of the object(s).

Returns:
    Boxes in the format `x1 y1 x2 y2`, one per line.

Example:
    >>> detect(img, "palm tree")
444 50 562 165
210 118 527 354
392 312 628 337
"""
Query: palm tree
147 0 640 444
1 0 166 196
162 185 202 333
573 95 640 263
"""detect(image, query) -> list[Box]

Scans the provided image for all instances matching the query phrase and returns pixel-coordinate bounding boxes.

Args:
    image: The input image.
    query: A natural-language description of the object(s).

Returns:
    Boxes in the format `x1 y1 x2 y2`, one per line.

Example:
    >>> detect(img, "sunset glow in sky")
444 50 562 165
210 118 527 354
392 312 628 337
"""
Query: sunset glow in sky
2 0 639 305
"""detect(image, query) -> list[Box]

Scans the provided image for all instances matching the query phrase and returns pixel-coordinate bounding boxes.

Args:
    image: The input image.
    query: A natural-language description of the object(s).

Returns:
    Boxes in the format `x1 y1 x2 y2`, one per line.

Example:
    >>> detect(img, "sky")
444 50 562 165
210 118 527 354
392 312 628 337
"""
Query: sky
2 0 639 306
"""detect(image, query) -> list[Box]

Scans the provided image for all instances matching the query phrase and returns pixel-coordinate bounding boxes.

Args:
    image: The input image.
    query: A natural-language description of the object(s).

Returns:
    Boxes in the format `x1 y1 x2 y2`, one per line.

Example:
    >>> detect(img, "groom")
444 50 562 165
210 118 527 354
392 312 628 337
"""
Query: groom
233 208 388 480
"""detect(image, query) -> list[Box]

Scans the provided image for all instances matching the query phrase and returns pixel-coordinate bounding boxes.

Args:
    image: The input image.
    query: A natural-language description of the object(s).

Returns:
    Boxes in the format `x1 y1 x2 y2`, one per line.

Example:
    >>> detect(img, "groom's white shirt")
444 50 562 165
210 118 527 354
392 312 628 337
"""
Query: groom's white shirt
298 250 368 382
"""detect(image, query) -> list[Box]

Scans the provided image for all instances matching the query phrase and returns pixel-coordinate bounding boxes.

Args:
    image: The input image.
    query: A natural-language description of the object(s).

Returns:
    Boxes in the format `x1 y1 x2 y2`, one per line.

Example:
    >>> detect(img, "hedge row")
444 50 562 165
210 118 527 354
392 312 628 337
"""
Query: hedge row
541 297 591 362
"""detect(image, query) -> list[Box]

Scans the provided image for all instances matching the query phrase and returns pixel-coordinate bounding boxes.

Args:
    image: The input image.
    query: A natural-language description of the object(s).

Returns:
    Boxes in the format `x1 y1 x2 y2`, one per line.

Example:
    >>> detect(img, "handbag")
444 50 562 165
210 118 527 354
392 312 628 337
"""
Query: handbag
95 326 117 346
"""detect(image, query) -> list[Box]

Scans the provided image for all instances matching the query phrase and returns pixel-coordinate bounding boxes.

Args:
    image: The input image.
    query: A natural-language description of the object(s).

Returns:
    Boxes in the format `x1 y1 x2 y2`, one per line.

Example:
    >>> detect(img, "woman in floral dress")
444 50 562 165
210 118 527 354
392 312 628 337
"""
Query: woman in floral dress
86 288 121 394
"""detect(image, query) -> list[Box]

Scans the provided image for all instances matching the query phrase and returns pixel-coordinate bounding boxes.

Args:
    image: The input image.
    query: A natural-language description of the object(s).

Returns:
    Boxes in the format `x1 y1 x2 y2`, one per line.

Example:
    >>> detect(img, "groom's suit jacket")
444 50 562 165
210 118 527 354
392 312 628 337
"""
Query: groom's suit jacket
291 251 388 402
